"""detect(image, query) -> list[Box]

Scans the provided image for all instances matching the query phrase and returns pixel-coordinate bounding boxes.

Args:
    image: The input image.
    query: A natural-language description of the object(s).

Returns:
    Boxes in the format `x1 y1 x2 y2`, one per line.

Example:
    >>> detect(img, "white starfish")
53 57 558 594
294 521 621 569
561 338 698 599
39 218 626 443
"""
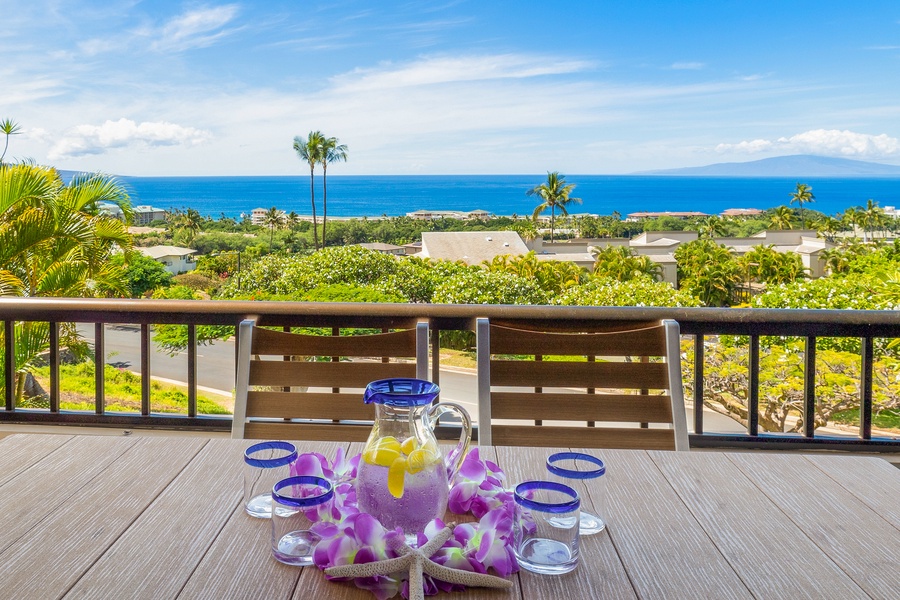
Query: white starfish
324 525 513 600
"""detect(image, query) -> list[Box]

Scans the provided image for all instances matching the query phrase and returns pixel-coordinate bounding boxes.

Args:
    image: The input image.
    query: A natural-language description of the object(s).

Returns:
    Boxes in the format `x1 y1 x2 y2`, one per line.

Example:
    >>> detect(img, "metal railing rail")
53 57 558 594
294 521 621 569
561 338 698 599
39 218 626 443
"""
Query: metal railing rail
1 297 898 450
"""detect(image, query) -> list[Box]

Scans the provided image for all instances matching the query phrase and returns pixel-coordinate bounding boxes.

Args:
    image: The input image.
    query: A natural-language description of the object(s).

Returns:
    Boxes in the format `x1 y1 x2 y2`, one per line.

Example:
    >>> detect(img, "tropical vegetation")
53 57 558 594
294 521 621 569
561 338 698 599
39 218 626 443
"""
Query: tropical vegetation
528 171 581 242
0 161 134 401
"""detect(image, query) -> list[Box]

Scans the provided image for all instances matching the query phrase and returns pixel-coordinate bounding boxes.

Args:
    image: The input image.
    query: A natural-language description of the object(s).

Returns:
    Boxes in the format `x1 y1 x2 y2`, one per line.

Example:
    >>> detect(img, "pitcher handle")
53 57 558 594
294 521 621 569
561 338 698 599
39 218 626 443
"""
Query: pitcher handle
425 402 472 482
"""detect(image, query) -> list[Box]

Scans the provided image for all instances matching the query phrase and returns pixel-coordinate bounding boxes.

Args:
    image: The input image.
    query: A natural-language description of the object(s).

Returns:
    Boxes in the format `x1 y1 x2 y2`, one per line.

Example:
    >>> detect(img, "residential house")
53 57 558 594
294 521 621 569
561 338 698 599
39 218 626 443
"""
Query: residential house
138 245 198 275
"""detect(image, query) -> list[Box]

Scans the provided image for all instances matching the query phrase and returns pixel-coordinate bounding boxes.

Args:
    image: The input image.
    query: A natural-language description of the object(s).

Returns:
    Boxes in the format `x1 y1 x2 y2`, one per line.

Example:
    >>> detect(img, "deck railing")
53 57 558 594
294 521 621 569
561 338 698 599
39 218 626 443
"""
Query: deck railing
1 297 898 451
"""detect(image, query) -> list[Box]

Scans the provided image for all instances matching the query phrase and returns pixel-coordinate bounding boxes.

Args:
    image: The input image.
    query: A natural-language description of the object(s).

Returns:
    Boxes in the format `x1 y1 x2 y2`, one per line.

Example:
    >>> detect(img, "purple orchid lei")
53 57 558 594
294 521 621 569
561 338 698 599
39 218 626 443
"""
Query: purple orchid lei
290 447 518 600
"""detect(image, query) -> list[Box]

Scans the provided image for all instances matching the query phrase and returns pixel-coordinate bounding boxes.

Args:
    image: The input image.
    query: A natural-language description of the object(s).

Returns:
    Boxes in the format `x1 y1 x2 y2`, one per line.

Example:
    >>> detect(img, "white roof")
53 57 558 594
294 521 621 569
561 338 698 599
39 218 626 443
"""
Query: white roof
421 231 529 265
138 245 197 259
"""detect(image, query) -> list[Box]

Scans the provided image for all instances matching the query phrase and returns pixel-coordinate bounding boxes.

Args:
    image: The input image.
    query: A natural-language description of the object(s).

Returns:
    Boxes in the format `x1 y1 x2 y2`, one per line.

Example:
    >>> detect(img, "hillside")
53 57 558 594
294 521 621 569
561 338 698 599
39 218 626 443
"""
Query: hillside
637 155 900 177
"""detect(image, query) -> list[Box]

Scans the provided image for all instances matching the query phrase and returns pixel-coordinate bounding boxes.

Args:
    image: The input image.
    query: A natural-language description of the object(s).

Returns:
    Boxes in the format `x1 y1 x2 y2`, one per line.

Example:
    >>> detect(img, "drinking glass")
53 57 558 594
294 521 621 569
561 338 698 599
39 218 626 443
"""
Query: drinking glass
513 480 580 575
243 441 298 518
271 475 334 566
546 451 606 535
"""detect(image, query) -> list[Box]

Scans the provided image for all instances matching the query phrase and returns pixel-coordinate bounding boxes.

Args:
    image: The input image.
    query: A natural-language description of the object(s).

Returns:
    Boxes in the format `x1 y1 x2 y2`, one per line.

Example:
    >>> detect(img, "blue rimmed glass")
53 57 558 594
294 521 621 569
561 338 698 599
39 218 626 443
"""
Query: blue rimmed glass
513 480 580 575
547 452 607 535
243 441 298 518
271 475 334 566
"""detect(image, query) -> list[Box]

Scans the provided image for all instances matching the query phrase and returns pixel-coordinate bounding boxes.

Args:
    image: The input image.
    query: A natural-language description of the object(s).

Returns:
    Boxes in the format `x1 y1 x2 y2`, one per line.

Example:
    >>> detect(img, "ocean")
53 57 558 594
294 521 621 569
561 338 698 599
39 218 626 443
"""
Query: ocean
118 175 900 220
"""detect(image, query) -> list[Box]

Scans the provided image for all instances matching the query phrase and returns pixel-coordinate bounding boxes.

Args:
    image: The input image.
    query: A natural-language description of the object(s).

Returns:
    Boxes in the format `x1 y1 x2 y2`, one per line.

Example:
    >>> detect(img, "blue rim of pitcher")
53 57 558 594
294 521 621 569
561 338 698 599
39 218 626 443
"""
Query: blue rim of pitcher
273 476 334 508
514 480 580 513
546 452 606 480
363 378 441 406
244 441 298 468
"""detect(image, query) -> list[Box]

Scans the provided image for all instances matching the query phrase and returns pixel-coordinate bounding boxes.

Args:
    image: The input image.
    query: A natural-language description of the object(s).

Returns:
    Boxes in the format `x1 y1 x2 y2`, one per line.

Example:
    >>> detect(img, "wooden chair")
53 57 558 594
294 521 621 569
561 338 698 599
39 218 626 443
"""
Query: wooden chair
232 320 429 441
475 318 689 451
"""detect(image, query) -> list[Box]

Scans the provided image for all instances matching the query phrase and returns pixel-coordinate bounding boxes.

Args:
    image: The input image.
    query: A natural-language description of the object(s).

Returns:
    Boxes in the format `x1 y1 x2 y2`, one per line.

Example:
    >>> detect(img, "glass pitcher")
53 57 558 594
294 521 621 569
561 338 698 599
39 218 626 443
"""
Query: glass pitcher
356 378 472 534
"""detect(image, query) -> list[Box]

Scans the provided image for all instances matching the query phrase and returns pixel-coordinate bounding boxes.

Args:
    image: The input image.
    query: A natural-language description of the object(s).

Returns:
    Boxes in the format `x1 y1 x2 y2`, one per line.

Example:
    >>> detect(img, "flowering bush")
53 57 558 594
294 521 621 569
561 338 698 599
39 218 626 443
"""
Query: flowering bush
556 275 700 307
432 270 548 304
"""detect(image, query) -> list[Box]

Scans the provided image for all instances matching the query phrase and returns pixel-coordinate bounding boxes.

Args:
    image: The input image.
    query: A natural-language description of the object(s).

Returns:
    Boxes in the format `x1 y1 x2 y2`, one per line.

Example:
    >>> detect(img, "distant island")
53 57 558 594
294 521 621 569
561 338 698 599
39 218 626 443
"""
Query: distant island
636 154 900 177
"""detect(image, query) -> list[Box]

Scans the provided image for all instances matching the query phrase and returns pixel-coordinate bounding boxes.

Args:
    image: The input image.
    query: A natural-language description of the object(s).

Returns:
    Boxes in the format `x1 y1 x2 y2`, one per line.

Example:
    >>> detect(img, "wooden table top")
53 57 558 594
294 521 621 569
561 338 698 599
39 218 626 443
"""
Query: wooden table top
0 434 897 599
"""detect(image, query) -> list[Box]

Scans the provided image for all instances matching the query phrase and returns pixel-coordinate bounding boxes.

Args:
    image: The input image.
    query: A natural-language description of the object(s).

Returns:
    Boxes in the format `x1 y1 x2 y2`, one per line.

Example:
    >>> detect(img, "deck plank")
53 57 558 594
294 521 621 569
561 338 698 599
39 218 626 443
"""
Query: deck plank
727 453 900 599
599 448 753 599
0 433 73 487
650 451 868 599
804 455 900 531
62 438 246 599
0 435 139 557
0 437 206 599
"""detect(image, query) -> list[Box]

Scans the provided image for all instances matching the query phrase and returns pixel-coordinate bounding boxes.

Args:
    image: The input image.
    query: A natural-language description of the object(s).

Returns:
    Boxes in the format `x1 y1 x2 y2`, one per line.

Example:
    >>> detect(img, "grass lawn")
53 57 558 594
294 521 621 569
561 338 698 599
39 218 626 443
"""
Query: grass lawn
29 362 232 415
832 408 900 433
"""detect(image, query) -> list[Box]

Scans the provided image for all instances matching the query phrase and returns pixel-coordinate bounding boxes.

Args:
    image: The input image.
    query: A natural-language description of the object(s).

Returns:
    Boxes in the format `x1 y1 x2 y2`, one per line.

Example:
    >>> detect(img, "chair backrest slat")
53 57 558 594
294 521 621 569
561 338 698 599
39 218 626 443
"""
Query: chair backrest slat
251 327 418 358
490 424 677 451
244 422 372 442
489 323 667 356
246 391 377 420
490 392 673 423
249 361 415 388
489 361 669 390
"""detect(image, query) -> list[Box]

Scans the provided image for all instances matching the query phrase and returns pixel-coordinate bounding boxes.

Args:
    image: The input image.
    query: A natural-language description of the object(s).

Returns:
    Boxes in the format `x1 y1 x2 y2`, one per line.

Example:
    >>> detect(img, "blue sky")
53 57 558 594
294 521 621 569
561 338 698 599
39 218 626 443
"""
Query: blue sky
4 0 900 175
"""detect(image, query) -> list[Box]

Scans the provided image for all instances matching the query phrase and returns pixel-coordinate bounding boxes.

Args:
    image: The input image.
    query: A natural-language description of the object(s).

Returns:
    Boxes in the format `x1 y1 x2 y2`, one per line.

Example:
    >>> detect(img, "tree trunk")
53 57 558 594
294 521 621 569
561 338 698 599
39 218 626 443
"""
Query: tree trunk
309 165 319 251
322 165 328 248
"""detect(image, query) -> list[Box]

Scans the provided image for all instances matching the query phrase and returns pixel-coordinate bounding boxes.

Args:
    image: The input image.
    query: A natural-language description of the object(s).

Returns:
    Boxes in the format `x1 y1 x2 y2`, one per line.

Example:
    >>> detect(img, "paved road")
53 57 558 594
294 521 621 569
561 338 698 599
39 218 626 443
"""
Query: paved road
79 324 745 432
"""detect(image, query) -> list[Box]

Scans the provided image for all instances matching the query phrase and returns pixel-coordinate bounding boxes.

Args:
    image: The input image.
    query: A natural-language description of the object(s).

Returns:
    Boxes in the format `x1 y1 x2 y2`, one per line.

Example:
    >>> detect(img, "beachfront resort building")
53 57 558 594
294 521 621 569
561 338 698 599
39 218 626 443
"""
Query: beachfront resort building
249 207 288 226
407 209 492 220
133 206 167 225
138 245 198 275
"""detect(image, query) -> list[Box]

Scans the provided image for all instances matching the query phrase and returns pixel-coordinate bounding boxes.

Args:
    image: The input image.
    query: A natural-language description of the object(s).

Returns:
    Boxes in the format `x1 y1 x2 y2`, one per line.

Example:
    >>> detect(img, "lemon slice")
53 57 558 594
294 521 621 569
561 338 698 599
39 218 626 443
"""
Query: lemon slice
388 456 407 498
363 447 400 467
406 448 430 473
400 436 419 455
372 436 401 453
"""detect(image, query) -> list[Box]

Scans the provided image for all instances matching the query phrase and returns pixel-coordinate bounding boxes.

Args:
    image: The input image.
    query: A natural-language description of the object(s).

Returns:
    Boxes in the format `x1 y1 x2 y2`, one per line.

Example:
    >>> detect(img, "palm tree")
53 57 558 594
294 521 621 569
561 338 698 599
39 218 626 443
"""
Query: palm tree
0 163 133 401
770 206 796 230
293 131 325 250
698 215 727 238
263 207 283 250
0 118 22 164
861 199 886 242
528 172 581 242
790 183 815 229
319 136 348 248
176 208 203 245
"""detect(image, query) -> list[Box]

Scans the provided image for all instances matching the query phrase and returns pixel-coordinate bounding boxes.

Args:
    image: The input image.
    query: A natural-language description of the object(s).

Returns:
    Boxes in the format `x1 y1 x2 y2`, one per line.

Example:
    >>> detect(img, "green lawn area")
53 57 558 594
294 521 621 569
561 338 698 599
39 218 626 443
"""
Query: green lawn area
29 362 231 415
832 408 900 432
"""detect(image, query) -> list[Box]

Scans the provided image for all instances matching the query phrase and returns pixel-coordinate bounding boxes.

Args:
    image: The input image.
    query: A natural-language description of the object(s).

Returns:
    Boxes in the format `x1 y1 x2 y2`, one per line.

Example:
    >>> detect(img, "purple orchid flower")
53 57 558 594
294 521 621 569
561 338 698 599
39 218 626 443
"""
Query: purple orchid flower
313 513 404 600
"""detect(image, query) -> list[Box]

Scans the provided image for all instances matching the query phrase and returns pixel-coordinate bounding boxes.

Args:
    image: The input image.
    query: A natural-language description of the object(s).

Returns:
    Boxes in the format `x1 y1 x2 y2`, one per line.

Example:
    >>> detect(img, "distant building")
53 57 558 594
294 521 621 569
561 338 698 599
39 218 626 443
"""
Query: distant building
720 208 765 217
249 207 288 226
407 209 492 221
420 231 529 265
98 203 124 220
357 242 406 255
133 205 167 225
625 211 709 222
137 245 197 275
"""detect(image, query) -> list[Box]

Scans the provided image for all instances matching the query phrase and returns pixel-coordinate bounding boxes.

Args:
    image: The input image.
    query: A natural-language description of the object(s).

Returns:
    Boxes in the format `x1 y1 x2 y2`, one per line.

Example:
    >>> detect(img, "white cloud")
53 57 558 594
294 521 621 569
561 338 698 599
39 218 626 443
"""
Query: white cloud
715 129 900 158
670 62 704 70
150 4 241 52
48 118 211 159
330 54 593 92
